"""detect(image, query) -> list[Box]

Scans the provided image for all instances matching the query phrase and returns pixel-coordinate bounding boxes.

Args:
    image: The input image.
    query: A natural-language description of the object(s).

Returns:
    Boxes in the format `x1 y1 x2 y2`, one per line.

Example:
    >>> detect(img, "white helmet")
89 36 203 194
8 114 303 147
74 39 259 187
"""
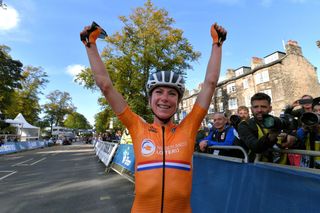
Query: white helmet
146 71 185 98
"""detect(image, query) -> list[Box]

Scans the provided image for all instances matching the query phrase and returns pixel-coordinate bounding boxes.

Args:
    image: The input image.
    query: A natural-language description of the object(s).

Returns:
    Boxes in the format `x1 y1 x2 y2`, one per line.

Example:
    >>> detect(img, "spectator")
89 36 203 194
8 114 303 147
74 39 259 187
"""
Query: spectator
195 123 211 152
237 92 296 162
199 112 238 156
0 136 4 146
284 95 313 122
295 97 320 168
312 97 320 114
120 128 132 144
114 130 122 142
237 105 250 121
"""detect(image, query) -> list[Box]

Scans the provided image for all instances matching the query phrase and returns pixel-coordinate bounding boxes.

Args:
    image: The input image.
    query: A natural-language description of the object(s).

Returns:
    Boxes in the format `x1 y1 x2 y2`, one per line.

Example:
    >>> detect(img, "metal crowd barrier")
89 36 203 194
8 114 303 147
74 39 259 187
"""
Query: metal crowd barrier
94 140 119 169
207 145 249 163
272 147 320 157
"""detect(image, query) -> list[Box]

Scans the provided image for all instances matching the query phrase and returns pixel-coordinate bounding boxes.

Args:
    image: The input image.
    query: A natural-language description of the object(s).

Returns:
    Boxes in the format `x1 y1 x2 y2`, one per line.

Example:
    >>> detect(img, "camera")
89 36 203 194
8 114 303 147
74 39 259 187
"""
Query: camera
301 112 320 126
229 114 241 130
262 114 298 131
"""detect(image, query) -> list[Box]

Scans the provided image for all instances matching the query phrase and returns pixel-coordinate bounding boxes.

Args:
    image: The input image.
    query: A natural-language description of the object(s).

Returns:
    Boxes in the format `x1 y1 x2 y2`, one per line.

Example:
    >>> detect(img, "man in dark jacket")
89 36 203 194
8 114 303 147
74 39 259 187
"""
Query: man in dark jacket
237 93 296 162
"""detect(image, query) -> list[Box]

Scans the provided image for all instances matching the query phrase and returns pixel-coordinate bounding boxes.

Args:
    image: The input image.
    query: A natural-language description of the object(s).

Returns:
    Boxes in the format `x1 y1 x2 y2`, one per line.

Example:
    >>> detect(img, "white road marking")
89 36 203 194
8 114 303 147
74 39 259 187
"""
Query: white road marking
100 196 111 200
0 171 17 181
12 158 34 167
37 149 93 154
30 157 46 165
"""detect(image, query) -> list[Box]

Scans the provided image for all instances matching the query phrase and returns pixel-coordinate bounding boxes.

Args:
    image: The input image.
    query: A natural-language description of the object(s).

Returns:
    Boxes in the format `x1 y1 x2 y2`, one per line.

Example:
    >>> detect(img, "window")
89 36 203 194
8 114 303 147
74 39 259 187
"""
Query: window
227 83 236 94
218 102 224 112
260 89 272 101
208 104 215 114
216 88 222 97
255 70 269 84
245 95 251 107
228 98 238 110
264 52 285 64
243 79 248 89
235 68 243 77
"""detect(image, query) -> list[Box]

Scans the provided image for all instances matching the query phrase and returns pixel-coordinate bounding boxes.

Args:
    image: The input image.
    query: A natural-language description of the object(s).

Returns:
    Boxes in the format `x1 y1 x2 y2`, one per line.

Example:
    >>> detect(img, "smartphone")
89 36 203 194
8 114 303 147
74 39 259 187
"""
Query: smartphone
299 99 313 105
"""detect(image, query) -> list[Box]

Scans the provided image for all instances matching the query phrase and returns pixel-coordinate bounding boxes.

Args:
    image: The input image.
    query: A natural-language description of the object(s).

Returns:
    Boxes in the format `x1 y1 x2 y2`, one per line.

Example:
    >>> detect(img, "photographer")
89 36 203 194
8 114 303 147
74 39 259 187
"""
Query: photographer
295 97 320 168
284 95 313 124
237 93 296 162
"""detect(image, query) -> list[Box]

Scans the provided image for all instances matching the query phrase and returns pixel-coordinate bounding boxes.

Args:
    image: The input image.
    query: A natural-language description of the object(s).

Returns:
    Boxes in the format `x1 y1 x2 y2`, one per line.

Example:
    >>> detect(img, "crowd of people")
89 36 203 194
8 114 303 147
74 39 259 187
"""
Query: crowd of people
196 93 320 169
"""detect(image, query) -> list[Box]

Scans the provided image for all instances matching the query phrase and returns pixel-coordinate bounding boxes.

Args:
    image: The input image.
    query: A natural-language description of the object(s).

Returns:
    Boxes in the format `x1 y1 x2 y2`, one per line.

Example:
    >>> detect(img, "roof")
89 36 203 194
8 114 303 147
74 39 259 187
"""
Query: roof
5 113 39 129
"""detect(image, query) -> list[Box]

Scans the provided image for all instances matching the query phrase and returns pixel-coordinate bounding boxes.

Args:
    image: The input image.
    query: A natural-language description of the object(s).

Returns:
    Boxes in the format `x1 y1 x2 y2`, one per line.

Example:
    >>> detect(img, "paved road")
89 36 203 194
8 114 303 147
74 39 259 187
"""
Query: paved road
0 142 134 213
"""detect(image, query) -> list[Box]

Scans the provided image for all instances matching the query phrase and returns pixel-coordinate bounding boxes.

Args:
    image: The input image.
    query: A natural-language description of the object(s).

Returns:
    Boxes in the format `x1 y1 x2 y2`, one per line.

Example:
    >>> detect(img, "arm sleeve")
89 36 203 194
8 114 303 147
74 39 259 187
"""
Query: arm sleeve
203 129 213 141
297 128 306 140
284 106 303 118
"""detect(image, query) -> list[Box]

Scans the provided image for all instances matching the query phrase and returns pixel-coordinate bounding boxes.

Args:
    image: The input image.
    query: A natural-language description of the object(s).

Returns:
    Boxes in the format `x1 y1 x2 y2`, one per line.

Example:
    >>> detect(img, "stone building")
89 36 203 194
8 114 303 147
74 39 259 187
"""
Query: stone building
178 40 320 122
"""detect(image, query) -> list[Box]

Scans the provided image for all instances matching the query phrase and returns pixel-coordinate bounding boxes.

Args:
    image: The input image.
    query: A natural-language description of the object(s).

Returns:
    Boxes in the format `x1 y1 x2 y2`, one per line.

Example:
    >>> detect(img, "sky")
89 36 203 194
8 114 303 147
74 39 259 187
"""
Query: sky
1 0 319 125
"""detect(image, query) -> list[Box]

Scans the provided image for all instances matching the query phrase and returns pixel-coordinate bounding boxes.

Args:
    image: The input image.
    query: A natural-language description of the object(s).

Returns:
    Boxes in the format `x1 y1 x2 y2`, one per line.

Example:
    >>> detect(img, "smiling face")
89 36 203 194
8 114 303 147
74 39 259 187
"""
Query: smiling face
213 113 227 131
150 86 179 124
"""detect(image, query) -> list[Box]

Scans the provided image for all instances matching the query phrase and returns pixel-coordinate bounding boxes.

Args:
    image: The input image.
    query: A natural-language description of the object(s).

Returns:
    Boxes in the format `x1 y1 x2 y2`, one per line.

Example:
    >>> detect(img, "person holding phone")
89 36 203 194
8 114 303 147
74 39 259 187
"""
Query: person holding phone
284 95 313 125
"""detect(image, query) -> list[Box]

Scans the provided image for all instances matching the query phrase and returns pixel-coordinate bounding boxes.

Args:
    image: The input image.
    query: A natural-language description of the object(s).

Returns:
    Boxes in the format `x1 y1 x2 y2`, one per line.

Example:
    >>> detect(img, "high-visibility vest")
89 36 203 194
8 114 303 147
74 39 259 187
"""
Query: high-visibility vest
256 124 287 164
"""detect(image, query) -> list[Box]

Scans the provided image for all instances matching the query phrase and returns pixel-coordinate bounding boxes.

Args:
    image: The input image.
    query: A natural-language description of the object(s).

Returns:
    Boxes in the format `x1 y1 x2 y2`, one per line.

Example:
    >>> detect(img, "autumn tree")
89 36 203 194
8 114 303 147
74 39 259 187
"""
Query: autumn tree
76 0 200 124
43 90 76 129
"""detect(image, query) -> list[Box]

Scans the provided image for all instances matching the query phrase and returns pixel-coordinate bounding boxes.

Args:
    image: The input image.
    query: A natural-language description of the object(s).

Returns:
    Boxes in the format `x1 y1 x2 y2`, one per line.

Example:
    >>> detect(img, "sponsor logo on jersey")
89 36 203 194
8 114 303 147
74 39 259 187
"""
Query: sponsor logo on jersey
141 139 156 156
148 126 158 133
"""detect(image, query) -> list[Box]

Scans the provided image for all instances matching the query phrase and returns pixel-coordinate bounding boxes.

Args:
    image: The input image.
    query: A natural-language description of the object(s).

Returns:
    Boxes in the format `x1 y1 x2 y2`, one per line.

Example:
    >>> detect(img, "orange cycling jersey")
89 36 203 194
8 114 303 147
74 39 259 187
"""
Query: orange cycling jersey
117 103 207 213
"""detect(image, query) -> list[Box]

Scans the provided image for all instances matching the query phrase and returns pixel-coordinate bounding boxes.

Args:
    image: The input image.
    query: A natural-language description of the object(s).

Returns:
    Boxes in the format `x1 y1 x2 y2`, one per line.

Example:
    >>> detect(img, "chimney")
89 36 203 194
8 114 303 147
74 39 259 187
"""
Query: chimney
226 69 235 79
251 57 263 69
285 40 302 56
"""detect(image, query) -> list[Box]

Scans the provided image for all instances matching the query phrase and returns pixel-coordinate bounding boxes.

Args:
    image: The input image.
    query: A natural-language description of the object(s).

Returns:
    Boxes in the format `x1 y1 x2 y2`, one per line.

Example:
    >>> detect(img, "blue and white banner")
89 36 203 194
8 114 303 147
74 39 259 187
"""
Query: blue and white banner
0 141 47 155
112 144 135 174
94 141 118 167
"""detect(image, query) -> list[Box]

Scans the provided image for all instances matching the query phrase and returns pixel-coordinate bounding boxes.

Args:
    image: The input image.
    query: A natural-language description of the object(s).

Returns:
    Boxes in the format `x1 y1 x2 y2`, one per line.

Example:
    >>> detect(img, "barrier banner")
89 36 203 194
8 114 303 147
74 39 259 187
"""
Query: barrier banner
94 140 104 155
112 144 135 174
0 141 47 155
191 154 320 213
98 141 118 167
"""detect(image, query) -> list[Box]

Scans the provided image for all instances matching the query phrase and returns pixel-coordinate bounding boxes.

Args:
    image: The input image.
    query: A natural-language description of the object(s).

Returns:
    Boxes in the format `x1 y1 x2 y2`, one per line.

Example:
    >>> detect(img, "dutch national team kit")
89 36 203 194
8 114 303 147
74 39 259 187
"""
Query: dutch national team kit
117 103 206 213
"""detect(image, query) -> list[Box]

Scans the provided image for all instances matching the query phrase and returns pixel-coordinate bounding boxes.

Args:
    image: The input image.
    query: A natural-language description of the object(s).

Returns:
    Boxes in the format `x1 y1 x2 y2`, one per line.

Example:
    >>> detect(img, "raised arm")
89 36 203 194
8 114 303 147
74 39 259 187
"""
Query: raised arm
80 24 127 114
196 23 227 109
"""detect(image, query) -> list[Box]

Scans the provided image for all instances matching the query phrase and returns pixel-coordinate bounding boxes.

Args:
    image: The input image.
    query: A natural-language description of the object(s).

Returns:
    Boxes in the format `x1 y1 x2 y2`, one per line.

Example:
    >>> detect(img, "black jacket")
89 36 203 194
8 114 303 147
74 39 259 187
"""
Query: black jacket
237 118 276 162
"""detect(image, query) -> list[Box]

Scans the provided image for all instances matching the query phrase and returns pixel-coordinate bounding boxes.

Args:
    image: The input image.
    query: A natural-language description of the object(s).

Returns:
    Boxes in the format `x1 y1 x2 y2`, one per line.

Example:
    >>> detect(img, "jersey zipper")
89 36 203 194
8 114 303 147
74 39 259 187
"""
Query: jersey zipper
160 126 165 213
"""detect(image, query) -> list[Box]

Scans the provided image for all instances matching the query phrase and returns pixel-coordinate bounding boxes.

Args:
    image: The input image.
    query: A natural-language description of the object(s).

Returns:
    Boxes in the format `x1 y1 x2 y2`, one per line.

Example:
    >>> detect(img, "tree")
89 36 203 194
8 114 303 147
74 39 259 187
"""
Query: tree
76 0 200 123
0 45 23 116
64 112 92 130
43 90 76 129
7 66 48 123
94 99 114 133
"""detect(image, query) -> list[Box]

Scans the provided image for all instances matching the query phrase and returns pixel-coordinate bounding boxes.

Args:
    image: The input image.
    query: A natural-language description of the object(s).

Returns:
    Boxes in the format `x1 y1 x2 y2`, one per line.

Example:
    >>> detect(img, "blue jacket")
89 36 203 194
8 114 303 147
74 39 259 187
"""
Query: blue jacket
204 125 236 146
